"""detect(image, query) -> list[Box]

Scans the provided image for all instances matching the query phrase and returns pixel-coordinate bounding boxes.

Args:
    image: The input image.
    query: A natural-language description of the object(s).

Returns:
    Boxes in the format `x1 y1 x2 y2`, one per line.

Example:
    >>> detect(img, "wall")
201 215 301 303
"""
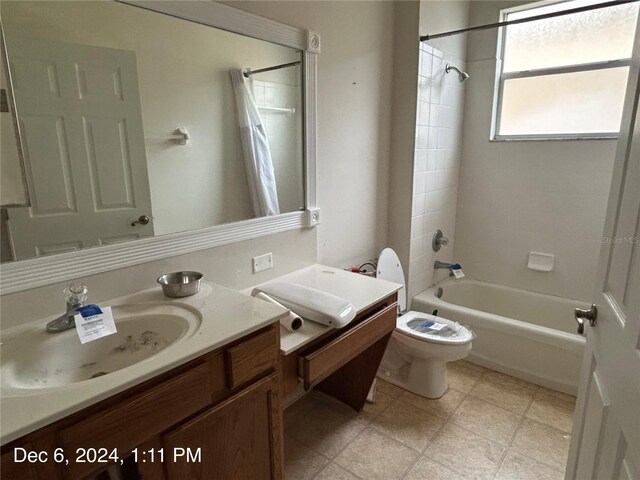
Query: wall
395 0 469 301
407 43 467 300
454 1 617 301
1 1 398 327
420 0 470 61
386 1 470 302
388 1 421 276
227 1 395 268
1 1 303 237
0 228 316 329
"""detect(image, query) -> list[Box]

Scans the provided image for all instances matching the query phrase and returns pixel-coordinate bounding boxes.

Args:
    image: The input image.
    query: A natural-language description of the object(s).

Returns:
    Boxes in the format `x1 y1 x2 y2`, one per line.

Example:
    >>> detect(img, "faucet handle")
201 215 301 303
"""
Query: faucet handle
64 282 88 306
432 229 450 252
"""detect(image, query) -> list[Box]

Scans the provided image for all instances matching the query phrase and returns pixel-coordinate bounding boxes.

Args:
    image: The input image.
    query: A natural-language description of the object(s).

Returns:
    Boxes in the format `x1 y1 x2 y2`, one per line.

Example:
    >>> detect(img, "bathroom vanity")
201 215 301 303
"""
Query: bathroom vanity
2 325 282 480
0 268 400 479
0 283 289 479
260 266 400 409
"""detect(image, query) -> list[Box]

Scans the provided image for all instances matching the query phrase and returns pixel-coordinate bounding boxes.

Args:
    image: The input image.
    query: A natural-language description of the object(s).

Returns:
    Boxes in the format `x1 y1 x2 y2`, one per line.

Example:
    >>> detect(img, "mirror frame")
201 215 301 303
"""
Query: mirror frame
0 0 319 294
0 25 31 208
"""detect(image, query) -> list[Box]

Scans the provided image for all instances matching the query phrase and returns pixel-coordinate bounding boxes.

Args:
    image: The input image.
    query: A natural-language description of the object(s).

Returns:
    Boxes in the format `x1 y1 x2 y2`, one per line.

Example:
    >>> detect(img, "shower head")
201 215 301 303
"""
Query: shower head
445 63 469 83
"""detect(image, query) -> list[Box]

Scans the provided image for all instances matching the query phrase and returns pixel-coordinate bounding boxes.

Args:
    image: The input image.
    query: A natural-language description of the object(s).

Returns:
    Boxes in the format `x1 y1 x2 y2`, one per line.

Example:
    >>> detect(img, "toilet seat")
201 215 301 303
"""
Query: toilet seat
396 311 473 345
377 248 473 346
377 247 474 398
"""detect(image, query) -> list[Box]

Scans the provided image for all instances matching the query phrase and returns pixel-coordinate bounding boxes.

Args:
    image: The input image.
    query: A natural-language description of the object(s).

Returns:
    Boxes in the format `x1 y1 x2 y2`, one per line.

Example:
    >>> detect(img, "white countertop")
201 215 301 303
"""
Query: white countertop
0 265 401 445
0 281 288 445
244 265 402 355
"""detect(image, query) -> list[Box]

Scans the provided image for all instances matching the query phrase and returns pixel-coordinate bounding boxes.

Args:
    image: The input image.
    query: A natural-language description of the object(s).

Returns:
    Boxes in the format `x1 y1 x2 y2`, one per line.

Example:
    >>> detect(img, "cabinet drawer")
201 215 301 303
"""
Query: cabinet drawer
226 325 279 390
60 362 212 479
300 303 397 389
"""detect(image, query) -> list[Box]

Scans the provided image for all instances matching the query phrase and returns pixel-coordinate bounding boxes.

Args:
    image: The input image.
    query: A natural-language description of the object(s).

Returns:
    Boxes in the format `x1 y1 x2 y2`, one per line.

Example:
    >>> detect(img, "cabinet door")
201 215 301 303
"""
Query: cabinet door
0 453 38 480
1 447 45 480
163 373 283 480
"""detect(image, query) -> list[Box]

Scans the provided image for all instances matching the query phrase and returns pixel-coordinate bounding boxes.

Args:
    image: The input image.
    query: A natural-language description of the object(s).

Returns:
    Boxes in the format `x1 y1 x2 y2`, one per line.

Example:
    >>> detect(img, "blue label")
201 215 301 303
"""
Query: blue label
76 304 103 317
451 264 461 270
421 321 435 328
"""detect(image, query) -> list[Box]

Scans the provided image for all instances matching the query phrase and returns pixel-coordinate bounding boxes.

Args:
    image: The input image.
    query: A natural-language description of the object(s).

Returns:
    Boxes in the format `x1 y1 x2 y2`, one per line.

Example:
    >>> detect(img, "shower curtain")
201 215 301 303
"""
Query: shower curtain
230 69 280 217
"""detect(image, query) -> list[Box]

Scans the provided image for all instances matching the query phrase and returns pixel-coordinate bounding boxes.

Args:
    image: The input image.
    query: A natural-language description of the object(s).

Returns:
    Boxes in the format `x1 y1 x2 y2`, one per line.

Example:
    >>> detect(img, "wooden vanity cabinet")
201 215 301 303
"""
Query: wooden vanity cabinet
163 373 282 480
280 292 398 411
0 323 283 480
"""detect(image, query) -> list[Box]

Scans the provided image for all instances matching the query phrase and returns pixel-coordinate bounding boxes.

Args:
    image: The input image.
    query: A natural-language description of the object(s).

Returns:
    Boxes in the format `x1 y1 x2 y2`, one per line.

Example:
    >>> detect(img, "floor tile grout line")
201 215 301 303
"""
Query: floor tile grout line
308 458 367 480
488 386 539 480
286 372 572 480
468 371 541 417
287 383 405 475
398 417 450 480
284 401 369 463
376 379 468 480
397 383 471 480
400 384 474 480
305 455 331 480
397 386 467 417
505 416 573 474
446 389 528 449
284 432 333 463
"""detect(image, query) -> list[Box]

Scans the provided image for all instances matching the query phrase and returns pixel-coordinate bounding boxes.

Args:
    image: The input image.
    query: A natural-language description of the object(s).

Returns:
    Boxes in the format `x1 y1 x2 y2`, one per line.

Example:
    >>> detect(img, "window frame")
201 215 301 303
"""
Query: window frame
490 0 633 142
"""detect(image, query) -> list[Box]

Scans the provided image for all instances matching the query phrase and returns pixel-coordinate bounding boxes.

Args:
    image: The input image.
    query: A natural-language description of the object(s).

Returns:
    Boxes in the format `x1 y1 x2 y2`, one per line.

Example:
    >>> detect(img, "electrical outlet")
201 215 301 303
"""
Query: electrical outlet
253 252 273 273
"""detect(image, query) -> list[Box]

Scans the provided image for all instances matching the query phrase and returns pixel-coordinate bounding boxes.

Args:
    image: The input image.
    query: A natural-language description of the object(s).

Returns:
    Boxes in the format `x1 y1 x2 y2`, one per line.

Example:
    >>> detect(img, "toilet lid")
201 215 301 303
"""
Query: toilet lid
377 248 406 312
396 311 473 345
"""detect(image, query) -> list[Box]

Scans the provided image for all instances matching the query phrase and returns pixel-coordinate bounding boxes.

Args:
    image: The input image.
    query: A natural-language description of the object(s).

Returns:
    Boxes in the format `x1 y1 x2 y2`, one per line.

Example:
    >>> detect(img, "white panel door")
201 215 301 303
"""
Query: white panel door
565 19 640 480
5 37 153 260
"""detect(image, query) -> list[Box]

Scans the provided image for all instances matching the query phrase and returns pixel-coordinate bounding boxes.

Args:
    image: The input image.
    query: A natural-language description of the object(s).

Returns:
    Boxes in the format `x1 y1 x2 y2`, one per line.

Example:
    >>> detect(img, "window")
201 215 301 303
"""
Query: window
492 0 639 140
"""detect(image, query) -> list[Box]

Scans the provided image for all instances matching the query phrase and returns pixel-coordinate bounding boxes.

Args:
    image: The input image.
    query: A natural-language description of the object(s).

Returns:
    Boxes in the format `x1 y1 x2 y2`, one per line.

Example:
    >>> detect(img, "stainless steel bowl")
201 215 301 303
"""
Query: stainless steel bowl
157 271 204 298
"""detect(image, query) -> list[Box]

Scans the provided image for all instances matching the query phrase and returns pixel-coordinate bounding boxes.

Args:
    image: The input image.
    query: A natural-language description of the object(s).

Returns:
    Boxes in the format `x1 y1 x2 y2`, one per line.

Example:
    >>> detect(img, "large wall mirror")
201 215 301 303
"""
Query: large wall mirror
0 1 318 292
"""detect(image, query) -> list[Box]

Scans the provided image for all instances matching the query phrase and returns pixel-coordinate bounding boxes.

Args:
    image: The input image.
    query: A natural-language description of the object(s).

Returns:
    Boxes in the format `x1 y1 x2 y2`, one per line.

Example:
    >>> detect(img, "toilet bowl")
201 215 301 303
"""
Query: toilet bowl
377 248 473 398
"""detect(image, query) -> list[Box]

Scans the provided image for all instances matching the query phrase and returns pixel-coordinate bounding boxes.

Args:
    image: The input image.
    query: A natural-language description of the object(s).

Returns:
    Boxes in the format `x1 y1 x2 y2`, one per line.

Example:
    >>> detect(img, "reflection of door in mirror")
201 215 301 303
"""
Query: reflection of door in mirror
4 36 153 260
0 0 305 264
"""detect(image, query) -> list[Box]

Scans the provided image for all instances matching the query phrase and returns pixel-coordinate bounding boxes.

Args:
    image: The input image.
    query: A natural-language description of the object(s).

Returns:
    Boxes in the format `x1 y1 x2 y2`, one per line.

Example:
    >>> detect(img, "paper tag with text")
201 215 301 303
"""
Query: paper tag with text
451 264 465 279
421 321 447 331
74 305 117 344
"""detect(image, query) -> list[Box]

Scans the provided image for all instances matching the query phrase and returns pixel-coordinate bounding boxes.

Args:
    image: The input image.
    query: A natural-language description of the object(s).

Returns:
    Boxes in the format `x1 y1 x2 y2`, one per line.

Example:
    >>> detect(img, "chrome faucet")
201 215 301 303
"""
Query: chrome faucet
46 282 88 333
434 261 454 270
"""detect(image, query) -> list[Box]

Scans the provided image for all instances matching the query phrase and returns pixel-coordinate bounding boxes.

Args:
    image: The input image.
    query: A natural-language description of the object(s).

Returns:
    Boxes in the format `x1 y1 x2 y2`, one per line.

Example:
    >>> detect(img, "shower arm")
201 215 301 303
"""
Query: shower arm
446 65 463 76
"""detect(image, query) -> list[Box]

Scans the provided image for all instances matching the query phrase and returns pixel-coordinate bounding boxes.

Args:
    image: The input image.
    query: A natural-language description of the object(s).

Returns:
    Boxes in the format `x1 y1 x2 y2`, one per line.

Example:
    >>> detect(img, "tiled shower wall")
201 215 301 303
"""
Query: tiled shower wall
407 44 467 300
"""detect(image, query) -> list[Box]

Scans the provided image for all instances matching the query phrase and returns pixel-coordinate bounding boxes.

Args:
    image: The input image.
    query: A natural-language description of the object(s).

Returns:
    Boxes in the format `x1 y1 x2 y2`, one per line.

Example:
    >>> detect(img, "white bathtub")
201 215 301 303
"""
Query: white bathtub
412 279 587 395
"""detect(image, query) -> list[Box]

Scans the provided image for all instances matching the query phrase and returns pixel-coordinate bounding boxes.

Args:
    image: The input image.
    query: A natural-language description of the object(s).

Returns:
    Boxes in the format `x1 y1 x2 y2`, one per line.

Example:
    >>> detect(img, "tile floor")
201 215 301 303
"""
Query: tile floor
284 361 575 480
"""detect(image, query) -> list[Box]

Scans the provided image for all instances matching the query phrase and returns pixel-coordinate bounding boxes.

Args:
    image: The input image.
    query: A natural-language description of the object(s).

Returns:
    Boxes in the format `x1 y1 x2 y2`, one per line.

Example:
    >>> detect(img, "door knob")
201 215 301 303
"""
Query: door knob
131 215 150 226
574 304 597 335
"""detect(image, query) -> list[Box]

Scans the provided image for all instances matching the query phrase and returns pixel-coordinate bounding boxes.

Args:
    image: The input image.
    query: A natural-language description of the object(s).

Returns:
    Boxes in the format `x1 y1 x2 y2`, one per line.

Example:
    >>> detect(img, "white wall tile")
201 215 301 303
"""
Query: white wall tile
408 44 466 300
428 126 439 149
454 51 616 301
427 149 438 171
407 49 479 296
414 171 427 195
416 126 430 149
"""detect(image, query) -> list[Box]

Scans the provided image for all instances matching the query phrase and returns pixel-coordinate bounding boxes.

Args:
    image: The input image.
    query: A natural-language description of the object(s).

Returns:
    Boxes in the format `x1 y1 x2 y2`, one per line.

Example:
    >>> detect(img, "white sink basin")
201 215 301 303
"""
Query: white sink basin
0 303 201 389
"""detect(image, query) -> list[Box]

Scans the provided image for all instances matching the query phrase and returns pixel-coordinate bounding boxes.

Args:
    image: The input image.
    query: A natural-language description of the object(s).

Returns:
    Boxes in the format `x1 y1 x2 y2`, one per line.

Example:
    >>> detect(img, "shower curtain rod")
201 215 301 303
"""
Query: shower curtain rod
421 0 639 41
244 61 301 78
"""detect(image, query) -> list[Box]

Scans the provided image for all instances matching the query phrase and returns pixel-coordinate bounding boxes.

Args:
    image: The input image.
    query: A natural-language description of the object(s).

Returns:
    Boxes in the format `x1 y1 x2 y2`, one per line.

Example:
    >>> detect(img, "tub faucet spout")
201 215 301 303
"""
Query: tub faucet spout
434 261 454 270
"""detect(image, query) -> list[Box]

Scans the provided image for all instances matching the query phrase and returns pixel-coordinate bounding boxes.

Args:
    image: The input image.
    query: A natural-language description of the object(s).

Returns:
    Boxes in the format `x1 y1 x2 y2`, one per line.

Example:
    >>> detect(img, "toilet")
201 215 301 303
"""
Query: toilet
376 247 473 398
